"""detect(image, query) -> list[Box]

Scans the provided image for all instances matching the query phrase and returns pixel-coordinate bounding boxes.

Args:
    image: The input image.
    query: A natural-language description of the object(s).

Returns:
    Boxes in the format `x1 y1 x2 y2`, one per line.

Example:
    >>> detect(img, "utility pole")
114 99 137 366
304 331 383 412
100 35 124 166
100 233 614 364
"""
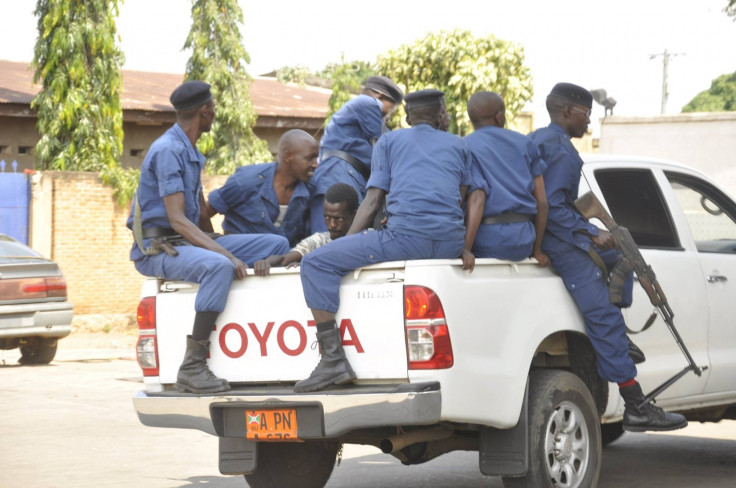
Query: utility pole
650 49 684 114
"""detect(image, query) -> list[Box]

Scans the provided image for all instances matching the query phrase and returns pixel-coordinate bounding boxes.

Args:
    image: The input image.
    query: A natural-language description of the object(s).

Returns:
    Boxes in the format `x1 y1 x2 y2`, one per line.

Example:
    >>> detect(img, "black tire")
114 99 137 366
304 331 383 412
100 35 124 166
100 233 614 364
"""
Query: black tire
244 441 340 488
600 422 625 446
503 370 601 488
19 338 58 365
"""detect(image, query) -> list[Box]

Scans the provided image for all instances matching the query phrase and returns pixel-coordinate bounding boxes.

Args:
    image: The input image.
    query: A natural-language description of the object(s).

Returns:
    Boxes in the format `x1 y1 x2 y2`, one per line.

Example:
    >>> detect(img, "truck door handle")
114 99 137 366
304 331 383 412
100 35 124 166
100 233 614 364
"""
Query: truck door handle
707 275 728 283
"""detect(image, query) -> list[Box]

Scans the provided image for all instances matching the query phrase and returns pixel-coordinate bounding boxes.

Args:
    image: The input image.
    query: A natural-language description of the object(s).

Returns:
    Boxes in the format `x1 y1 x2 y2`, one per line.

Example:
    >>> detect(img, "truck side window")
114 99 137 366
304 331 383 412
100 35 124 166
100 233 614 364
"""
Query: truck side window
665 172 736 254
594 169 680 249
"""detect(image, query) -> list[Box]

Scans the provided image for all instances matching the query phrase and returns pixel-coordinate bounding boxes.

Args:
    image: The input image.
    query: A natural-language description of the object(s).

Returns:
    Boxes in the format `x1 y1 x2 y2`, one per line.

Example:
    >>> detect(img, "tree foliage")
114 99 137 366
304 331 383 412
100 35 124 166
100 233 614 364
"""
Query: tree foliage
682 72 736 113
376 29 534 136
726 0 736 18
320 58 375 123
275 65 313 86
32 0 134 204
185 0 271 174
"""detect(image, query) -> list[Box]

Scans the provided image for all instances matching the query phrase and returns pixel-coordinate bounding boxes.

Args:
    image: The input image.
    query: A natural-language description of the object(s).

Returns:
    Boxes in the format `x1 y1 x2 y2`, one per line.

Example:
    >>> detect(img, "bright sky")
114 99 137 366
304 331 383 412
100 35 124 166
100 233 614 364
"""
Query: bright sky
3 0 736 132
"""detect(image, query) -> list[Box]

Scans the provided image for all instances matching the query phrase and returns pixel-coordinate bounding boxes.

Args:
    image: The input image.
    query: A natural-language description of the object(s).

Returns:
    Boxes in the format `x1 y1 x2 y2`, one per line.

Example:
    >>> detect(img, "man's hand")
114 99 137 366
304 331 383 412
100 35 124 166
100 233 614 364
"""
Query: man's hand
591 228 618 250
230 257 249 280
253 259 270 277
533 249 551 268
285 262 301 269
461 249 476 272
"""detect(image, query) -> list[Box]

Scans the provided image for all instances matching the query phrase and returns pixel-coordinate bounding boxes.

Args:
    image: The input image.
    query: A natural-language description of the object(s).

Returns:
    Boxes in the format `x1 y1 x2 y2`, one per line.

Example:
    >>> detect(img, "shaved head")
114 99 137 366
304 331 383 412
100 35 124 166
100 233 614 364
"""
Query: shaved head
467 91 506 129
278 129 315 156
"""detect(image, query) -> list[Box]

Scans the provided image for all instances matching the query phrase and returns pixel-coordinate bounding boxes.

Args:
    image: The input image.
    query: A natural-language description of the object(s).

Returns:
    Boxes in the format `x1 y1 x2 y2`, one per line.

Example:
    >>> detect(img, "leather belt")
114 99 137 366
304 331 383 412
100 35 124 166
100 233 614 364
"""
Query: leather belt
141 227 177 239
321 149 370 181
481 213 531 225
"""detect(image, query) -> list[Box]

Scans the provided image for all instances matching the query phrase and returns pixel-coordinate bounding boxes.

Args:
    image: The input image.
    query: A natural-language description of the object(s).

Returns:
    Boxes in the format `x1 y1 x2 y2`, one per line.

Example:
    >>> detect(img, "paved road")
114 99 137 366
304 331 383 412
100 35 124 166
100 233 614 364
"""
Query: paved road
1 333 735 488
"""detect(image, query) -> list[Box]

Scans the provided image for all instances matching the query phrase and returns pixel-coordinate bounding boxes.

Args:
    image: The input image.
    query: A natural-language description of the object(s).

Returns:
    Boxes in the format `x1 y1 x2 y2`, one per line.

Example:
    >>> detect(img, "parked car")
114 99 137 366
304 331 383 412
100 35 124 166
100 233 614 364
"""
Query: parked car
0 233 73 364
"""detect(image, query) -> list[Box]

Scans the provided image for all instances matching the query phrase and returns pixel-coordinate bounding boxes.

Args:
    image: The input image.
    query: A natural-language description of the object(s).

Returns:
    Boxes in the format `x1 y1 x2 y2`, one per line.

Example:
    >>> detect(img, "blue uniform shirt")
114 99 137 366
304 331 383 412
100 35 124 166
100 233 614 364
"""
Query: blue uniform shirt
208 162 311 247
308 95 384 232
529 123 599 252
466 126 546 216
369 124 471 241
126 123 204 261
319 95 384 168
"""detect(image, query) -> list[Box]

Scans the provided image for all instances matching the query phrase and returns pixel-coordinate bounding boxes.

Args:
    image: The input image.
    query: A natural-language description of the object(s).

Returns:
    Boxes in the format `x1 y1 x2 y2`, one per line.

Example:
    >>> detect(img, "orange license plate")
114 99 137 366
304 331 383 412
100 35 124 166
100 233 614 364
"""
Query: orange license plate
245 409 299 441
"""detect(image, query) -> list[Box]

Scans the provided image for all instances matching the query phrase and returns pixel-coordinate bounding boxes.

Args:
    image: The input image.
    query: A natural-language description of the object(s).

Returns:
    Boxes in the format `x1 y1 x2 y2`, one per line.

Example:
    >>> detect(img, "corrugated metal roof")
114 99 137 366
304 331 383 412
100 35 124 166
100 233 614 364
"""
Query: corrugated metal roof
0 59 330 119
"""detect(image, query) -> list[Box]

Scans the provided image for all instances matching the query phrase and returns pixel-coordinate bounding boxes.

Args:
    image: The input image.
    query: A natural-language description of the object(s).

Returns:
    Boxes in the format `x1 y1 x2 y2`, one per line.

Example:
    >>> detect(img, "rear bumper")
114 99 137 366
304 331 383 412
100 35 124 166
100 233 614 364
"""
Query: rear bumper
133 381 442 438
0 301 73 339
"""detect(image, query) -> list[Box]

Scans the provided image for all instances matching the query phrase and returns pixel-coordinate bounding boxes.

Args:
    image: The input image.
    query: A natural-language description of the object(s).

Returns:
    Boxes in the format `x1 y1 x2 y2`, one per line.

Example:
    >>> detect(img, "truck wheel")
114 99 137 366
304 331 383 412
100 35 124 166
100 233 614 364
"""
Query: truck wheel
503 370 601 488
244 441 340 488
600 422 625 446
19 338 58 365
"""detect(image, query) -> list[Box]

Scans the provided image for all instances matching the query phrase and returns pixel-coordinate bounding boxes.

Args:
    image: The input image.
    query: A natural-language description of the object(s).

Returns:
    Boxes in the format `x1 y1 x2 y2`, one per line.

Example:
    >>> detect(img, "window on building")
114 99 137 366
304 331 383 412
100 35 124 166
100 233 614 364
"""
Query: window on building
18 146 34 155
130 149 144 157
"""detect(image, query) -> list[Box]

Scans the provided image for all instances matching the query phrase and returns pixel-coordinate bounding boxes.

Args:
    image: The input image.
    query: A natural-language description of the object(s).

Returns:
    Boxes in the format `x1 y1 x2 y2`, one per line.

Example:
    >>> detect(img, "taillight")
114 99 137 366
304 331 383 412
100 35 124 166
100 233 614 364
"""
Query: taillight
20 277 67 298
404 286 453 369
136 297 159 376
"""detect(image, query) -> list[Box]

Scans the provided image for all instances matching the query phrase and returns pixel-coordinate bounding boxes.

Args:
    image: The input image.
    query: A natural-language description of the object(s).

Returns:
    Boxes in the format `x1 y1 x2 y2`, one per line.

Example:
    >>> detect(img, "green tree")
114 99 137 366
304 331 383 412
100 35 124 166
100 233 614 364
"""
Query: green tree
682 72 736 112
377 29 534 136
32 0 135 203
726 0 736 18
320 58 376 123
275 65 313 86
185 0 271 174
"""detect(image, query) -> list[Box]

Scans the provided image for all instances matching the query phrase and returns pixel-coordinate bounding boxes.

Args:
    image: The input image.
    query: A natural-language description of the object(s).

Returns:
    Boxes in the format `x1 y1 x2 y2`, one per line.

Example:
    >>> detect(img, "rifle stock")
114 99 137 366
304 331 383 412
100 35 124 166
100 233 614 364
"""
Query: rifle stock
574 191 618 230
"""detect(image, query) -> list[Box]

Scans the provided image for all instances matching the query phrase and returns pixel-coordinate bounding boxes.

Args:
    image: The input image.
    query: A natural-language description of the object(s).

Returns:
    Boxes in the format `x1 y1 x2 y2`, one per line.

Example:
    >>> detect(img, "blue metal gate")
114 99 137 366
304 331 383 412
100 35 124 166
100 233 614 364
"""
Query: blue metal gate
0 160 30 244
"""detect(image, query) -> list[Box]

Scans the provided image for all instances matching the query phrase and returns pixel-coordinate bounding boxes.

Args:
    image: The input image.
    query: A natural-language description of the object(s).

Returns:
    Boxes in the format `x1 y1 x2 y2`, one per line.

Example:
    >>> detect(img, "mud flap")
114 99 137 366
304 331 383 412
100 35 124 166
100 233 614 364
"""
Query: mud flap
219 437 257 475
478 378 529 476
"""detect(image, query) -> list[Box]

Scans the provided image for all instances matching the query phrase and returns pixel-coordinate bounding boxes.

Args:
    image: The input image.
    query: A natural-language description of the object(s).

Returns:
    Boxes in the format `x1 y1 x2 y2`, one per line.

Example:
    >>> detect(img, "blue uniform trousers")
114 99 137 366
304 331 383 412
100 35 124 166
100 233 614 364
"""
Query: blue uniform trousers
135 234 289 313
473 221 535 261
302 229 464 313
547 242 637 383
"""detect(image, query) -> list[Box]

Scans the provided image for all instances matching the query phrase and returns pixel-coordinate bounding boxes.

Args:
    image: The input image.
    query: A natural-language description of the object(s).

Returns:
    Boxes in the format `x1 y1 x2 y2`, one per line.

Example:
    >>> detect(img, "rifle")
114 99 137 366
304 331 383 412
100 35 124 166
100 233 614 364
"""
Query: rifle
574 191 706 408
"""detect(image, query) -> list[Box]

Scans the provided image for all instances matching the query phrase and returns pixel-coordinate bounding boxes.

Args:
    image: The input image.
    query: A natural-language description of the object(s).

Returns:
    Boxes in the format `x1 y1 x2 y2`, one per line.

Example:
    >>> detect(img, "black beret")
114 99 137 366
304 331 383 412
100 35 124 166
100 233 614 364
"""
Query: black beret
404 89 445 110
170 80 213 111
548 82 593 109
364 76 404 104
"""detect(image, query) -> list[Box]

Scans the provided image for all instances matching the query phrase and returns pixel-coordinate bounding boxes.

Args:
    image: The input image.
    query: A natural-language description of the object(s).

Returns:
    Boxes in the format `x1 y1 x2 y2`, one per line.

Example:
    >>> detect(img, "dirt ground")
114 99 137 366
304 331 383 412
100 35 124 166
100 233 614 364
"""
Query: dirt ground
64 313 138 350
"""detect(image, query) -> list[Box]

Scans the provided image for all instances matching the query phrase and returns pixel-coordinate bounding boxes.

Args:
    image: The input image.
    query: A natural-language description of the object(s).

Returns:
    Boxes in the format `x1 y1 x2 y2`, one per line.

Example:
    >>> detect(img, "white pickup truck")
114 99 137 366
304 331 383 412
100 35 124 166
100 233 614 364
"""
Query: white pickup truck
132 155 736 488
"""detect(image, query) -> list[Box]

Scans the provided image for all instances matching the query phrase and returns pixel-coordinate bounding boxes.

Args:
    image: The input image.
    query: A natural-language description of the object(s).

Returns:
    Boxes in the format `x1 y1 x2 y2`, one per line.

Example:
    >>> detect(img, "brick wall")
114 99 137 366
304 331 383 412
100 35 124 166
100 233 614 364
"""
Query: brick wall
39 172 226 315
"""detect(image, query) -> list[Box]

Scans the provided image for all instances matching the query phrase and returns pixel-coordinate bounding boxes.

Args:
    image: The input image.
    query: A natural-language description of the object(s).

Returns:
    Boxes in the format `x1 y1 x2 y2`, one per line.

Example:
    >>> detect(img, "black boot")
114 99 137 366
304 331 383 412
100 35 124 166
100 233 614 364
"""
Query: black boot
294 327 356 393
176 336 231 394
627 337 646 364
620 382 687 432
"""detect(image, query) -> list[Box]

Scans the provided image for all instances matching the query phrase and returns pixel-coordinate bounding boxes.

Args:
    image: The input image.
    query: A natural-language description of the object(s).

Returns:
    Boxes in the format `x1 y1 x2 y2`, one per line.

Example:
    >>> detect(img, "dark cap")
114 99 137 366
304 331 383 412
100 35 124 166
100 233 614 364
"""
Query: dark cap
404 89 445 111
364 76 404 104
170 81 213 111
548 82 593 108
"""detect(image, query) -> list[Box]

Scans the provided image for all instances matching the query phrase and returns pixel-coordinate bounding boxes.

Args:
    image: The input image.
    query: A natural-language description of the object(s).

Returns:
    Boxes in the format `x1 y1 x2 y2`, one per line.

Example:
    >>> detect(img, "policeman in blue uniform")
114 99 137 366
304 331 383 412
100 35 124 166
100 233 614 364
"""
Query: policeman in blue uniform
295 89 471 393
529 82 686 432
127 81 290 394
308 76 403 232
205 129 318 246
462 91 549 269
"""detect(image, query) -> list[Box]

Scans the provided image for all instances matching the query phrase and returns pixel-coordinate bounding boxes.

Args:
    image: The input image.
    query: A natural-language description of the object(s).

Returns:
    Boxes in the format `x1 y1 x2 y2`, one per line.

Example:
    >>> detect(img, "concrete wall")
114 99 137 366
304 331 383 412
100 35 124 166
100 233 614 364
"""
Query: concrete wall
30 171 227 315
599 112 736 196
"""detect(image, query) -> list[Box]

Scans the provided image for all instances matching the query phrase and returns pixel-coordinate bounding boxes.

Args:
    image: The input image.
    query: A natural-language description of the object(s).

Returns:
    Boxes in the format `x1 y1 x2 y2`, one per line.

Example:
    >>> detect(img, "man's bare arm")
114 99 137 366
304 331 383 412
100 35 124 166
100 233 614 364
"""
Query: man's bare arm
531 175 550 267
462 189 484 272
347 188 386 234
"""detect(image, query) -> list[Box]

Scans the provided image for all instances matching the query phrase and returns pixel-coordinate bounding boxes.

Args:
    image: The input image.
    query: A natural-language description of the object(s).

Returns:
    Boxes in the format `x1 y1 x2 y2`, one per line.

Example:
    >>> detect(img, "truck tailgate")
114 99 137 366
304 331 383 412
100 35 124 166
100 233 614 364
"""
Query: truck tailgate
153 264 409 384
